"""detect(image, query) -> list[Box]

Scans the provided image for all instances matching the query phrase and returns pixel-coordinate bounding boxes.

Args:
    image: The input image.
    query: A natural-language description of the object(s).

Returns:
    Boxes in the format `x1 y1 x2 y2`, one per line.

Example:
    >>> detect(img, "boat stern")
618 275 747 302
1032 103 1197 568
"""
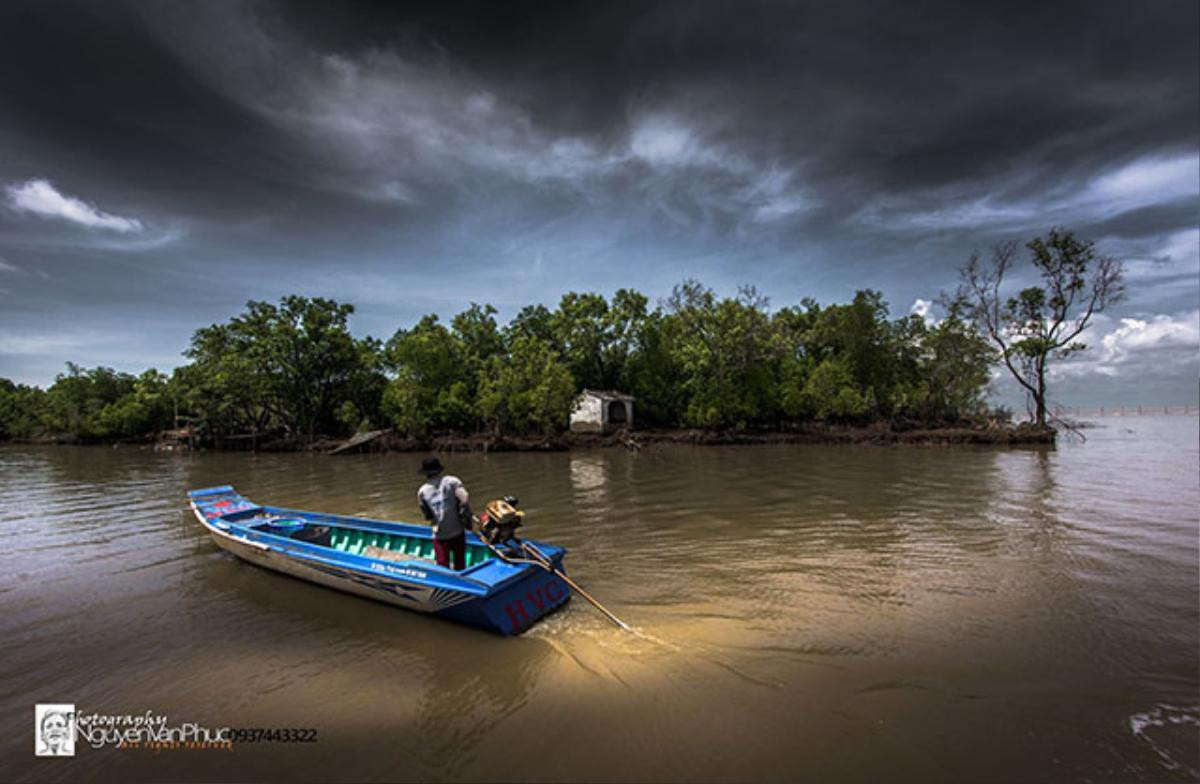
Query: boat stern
447 565 571 635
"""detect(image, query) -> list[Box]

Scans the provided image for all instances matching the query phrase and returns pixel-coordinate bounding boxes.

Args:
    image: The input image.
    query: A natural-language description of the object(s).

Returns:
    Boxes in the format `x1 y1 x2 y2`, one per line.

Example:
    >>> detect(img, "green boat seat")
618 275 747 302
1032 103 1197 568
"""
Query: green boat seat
323 527 492 565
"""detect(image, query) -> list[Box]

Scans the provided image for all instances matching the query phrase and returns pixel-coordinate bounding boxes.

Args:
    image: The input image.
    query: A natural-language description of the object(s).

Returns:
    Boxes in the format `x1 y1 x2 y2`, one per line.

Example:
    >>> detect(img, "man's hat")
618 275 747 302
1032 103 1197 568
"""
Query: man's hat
419 456 444 475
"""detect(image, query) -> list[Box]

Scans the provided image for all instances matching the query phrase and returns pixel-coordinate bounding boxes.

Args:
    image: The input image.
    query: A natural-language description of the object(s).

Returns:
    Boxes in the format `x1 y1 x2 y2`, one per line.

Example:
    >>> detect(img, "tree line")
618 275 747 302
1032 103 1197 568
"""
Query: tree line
0 230 1121 443
0 285 995 443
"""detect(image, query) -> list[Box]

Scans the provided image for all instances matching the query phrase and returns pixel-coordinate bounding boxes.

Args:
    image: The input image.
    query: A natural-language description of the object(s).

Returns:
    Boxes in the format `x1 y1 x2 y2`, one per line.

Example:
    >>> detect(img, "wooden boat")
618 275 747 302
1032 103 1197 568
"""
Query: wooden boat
188 485 571 635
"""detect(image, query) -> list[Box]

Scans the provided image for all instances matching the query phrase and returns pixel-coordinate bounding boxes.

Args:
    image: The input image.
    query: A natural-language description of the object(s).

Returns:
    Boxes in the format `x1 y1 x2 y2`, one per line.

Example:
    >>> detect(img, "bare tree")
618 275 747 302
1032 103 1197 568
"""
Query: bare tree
960 229 1124 426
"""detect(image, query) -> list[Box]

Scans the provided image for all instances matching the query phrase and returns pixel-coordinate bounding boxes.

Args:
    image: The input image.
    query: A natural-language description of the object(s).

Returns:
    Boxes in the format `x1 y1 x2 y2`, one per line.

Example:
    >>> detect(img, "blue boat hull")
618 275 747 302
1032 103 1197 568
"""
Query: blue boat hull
188 485 570 635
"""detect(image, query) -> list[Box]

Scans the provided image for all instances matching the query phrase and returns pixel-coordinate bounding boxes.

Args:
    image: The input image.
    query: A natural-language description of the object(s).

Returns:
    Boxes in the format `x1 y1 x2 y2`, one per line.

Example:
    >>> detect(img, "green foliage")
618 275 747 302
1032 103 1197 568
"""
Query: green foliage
344 336 389 430
94 369 173 437
0 364 174 440
4 278 1003 444
621 310 685 428
800 357 873 420
916 301 996 421
476 336 575 435
184 296 384 440
383 316 474 436
249 296 365 438
546 289 647 391
804 290 902 417
666 281 780 428
0 378 47 439
180 322 274 438
451 304 505 375
43 364 138 438
505 304 557 347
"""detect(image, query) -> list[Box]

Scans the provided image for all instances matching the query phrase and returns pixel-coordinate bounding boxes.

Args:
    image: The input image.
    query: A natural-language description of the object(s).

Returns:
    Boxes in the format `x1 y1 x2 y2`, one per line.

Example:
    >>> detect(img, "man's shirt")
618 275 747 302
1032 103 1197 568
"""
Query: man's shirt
417 474 470 540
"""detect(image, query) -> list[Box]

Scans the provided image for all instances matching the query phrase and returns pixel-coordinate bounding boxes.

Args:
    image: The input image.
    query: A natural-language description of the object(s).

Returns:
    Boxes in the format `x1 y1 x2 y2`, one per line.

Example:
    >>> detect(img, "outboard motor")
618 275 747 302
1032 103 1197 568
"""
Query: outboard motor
476 495 630 630
477 496 524 546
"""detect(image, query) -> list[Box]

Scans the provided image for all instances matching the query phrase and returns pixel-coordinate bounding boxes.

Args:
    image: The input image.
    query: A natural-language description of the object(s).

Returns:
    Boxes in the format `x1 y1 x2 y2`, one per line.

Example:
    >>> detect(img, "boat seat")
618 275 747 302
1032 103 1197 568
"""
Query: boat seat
363 545 425 563
324 528 473 565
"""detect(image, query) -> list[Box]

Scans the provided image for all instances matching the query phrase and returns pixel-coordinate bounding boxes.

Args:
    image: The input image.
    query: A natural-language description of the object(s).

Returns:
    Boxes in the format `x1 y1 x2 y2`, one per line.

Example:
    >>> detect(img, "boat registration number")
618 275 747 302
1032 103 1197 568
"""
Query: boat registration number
370 562 427 580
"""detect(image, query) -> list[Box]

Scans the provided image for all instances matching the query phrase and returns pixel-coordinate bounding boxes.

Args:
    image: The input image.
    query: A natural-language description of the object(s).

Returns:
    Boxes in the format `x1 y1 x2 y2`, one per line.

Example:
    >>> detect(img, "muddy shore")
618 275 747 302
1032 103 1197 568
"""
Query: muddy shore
5 423 1057 452
312 422 1058 453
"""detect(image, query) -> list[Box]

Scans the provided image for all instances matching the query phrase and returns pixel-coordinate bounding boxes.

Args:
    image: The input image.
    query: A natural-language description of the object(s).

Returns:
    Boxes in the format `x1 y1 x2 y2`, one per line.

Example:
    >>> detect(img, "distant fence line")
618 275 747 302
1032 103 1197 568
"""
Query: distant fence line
1051 405 1197 417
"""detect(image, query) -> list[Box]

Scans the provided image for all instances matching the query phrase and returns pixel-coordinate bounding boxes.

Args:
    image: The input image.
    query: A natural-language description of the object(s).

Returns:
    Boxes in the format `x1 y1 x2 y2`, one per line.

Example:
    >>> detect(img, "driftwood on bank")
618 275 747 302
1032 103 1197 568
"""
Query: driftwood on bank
327 429 391 455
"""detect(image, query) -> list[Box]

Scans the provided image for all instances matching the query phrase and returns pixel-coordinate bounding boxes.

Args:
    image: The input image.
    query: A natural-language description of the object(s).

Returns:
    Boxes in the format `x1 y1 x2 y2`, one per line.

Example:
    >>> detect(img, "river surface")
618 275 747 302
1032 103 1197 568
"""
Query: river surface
1 416 1197 783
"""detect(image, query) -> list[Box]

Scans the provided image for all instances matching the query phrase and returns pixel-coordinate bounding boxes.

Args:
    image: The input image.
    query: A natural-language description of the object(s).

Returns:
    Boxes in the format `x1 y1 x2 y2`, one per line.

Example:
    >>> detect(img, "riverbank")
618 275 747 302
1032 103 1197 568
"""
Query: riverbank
3 422 1057 452
345 423 1056 452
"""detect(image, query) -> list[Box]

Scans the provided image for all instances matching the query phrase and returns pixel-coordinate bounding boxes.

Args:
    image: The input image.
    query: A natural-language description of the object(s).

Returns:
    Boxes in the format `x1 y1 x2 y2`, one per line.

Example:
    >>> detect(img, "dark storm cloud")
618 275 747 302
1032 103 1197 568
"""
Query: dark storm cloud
0 0 1196 402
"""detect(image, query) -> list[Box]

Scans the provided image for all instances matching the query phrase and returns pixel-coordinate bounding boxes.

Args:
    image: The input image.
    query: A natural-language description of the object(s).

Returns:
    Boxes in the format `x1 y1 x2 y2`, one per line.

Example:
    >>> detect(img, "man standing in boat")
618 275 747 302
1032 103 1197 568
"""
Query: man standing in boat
417 457 473 570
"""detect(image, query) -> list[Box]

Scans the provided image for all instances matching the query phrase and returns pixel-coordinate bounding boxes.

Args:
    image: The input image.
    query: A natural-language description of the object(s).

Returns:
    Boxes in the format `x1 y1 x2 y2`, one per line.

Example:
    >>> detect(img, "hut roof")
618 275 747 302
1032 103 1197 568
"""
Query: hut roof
579 388 635 402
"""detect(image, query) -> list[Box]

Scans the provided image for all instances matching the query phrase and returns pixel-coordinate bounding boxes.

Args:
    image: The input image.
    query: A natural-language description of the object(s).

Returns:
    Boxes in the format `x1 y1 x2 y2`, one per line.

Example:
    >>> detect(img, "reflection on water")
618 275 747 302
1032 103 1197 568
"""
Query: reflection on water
1 416 1197 782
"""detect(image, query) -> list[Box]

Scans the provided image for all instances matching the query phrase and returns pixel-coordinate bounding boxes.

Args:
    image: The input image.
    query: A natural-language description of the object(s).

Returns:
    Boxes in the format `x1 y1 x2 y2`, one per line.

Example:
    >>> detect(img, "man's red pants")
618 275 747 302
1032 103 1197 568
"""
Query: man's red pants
434 534 466 570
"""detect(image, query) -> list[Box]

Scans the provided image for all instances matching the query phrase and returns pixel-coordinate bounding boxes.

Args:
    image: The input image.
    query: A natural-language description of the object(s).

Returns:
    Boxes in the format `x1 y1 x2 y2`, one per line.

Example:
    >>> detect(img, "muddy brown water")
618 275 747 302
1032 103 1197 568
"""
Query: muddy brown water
1 416 1197 782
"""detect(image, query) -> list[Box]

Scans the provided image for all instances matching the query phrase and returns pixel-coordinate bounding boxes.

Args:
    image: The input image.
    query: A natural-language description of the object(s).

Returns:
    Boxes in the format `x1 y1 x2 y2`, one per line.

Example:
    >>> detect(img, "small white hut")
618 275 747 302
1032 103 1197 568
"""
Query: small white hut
569 389 634 433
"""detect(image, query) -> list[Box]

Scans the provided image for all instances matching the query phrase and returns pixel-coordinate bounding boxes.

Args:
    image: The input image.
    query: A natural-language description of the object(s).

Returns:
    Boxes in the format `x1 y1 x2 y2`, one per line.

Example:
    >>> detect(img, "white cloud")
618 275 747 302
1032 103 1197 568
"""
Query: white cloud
870 195 1036 231
0 256 18 273
910 298 935 325
738 166 811 223
4 179 143 233
141 5 813 231
245 43 617 190
1086 153 1200 207
1049 310 1200 380
629 116 705 168
1099 312 1200 362
857 152 1200 234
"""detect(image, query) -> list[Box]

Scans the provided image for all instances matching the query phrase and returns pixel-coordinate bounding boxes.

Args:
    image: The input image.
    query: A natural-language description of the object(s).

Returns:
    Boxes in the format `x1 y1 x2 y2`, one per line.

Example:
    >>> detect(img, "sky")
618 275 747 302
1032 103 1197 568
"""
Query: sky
0 0 1197 406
